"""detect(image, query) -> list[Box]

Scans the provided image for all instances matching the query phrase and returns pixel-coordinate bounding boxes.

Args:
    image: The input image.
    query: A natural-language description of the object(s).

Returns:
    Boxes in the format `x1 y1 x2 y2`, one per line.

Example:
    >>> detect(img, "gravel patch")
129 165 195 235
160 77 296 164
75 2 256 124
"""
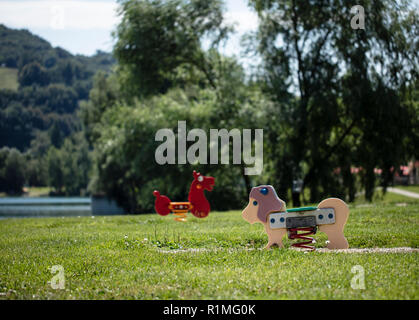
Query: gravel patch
314 247 419 253
157 246 419 254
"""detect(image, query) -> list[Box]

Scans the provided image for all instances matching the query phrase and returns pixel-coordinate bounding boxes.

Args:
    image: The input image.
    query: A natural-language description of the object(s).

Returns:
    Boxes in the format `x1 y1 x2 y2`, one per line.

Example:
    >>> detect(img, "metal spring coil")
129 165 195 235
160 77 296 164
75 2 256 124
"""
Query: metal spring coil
288 227 317 251
172 210 188 222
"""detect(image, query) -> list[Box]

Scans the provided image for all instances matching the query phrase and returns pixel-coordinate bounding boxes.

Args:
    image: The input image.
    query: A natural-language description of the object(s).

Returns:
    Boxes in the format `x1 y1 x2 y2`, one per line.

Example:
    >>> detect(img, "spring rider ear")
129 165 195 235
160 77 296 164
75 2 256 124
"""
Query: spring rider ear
242 185 349 250
153 172 215 222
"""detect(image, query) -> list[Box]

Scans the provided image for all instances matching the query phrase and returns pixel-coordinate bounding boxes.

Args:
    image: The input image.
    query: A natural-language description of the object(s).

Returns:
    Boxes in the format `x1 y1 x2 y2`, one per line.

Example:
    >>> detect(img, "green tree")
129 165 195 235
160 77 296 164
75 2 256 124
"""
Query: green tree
113 0 232 98
62 62 74 85
46 147 64 194
46 133 91 196
0 147 26 194
79 71 120 145
249 0 419 203
49 122 64 148
89 85 266 213
85 0 274 212
18 61 50 87
61 133 91 196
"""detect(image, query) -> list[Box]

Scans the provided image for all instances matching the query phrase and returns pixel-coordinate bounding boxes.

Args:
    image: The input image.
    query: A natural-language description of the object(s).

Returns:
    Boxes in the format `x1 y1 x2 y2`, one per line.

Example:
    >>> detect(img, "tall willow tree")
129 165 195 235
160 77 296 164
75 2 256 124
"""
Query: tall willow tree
249 0 418 202
113 0 232 98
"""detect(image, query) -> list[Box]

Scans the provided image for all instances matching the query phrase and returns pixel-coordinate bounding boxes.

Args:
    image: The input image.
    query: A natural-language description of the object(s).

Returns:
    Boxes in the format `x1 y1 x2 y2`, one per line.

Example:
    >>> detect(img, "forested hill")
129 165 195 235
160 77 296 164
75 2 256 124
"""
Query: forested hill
0 24 115 151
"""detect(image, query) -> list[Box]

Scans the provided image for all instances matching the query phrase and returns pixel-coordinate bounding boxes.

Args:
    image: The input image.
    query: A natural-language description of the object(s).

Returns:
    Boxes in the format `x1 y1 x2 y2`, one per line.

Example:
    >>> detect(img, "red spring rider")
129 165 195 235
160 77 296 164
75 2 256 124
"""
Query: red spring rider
153 171 215 221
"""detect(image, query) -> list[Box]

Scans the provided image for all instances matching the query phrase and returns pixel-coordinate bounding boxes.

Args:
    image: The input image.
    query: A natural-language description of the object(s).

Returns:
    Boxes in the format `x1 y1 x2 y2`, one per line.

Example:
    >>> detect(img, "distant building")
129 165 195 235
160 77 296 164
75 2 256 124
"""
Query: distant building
394 161 418 185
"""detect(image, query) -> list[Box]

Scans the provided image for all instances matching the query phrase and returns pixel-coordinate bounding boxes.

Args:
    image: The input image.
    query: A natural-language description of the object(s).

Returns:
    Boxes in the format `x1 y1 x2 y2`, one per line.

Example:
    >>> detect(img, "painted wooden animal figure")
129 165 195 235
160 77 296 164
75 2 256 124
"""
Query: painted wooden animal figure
242 185 349 250
153 171 215 221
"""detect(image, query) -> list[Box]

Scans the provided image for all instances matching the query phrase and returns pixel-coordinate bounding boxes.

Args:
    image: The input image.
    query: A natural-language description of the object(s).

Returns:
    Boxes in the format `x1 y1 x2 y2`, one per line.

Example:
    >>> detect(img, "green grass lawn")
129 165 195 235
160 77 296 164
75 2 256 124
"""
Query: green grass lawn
0 199 418 300
24 187 53 197
353 188 419 205
0 187 52 198
0 67 18 91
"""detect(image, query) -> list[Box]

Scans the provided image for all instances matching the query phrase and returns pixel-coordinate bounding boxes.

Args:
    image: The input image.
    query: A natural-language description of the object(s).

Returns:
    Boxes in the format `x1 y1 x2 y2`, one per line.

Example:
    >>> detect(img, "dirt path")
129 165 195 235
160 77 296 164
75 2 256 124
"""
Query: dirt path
157 247 419 254
308 247 419 253
387 187 419 199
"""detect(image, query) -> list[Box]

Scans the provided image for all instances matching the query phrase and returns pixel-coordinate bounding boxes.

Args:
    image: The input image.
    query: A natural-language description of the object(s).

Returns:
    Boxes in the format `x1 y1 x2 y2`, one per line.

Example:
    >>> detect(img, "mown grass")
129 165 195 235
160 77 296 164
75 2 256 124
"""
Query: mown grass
0 187 53 198
0 198 418 300
0 67 18 91
24 187 53 197
353 188 419 205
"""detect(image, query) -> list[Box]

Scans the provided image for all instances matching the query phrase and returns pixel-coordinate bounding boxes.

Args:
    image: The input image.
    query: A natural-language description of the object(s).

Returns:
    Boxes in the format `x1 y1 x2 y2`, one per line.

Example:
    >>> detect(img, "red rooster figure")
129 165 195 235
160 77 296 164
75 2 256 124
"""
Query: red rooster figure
153 171 215 221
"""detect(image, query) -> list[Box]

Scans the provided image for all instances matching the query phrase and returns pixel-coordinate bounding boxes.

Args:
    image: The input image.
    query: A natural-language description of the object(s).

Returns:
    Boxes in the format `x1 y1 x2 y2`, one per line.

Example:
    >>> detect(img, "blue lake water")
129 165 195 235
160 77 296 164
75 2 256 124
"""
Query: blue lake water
0 197 91 205
0 197 92 219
